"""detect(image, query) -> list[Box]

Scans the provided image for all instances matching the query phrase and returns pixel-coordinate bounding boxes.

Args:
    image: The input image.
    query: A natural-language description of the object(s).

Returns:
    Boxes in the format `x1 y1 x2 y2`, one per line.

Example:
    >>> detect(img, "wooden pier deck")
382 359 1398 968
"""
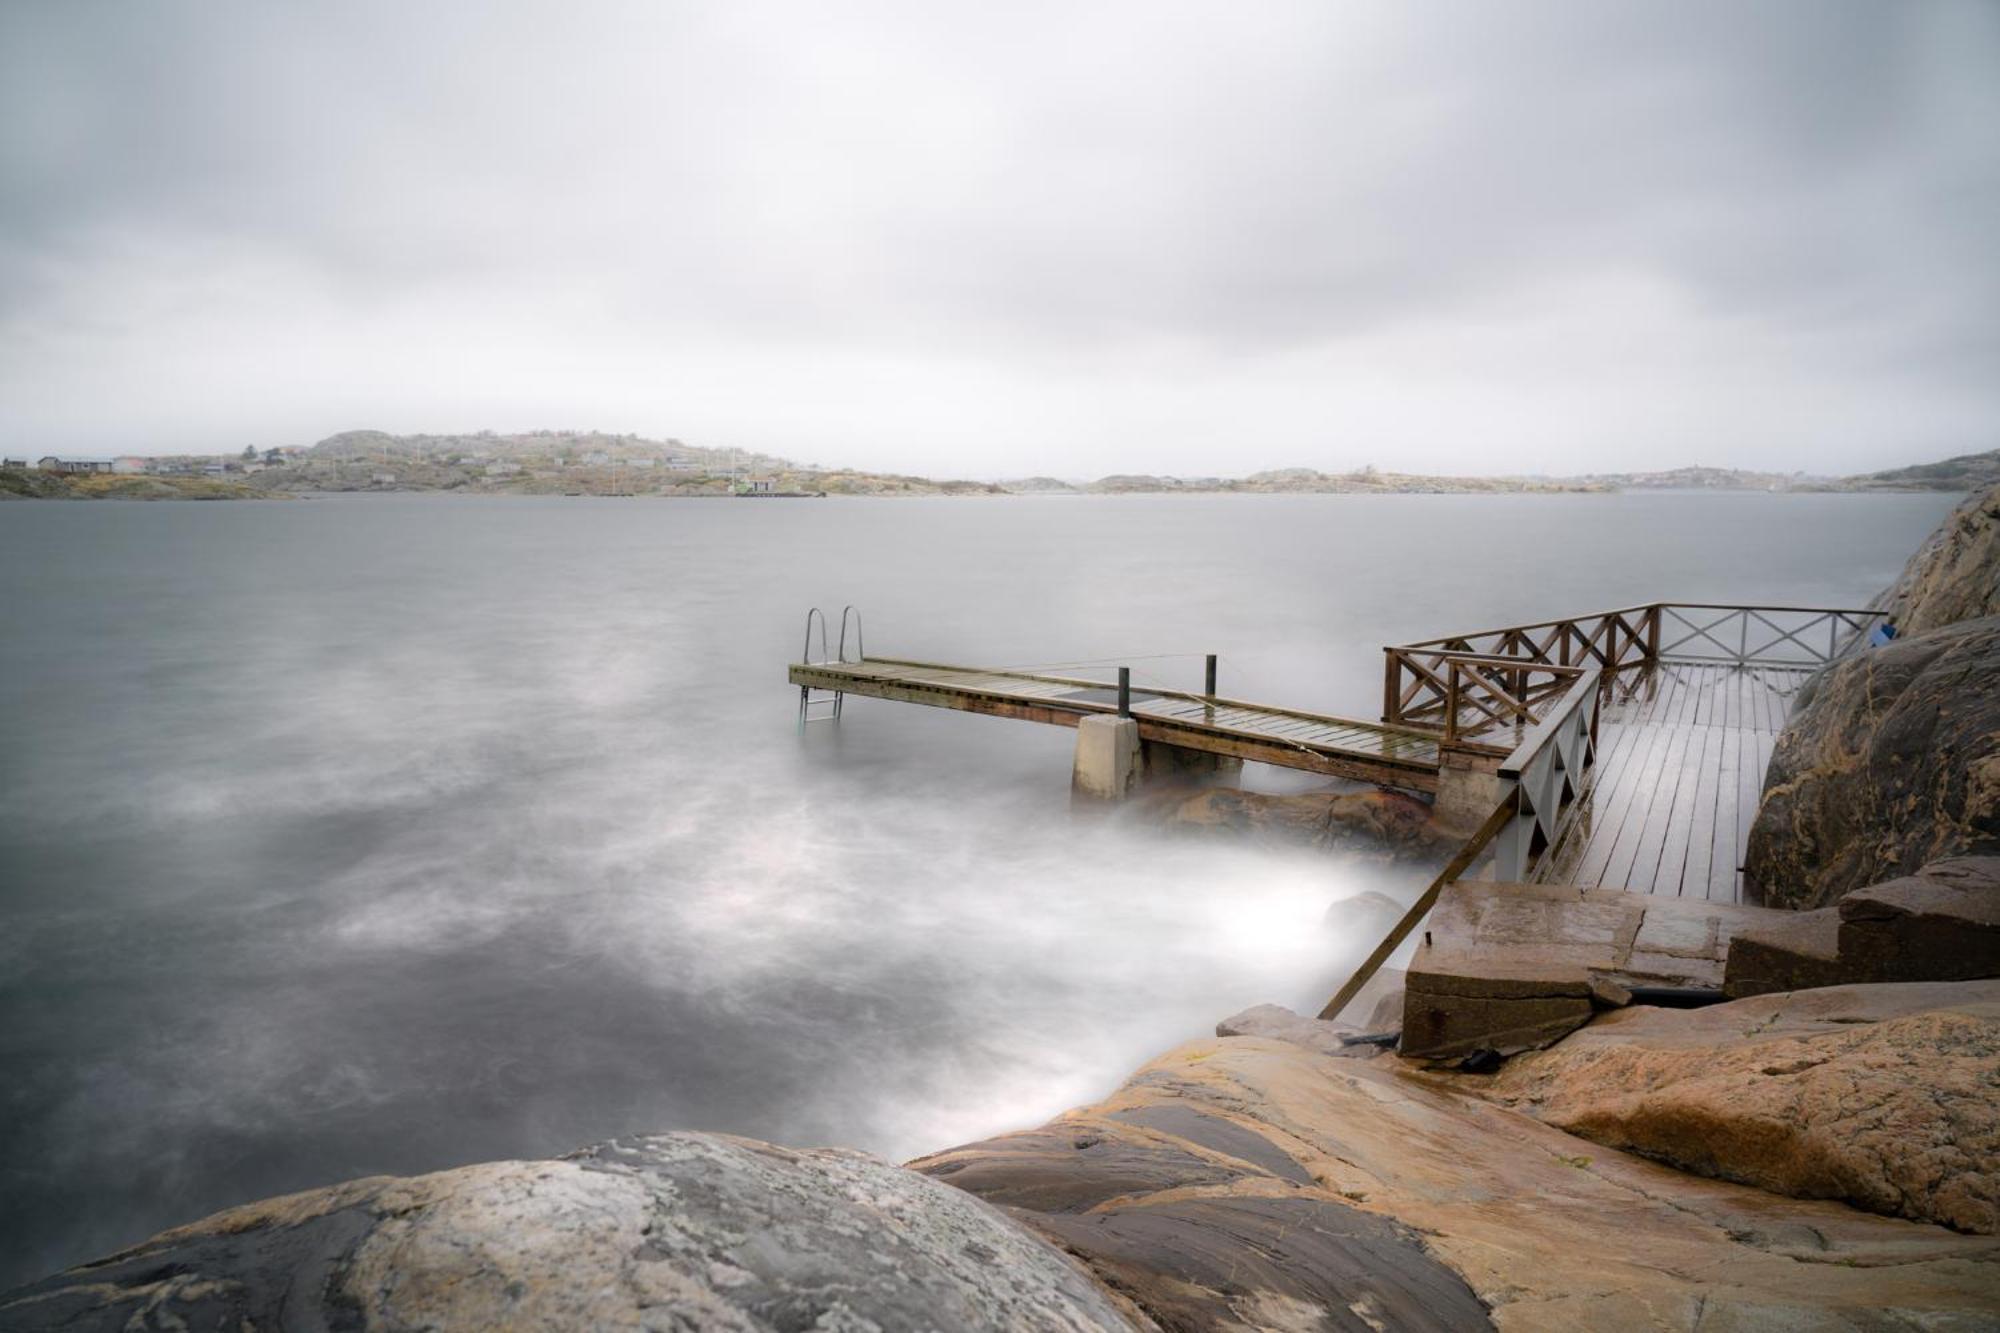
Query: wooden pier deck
1527 661 1811 903
794 602 1881 926
790 657 1445 790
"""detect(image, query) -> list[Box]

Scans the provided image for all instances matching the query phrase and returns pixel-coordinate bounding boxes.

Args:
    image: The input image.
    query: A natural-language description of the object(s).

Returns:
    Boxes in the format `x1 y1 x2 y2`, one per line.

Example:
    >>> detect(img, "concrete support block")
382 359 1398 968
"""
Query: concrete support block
1073 716 1142 802
1433 748 1509 834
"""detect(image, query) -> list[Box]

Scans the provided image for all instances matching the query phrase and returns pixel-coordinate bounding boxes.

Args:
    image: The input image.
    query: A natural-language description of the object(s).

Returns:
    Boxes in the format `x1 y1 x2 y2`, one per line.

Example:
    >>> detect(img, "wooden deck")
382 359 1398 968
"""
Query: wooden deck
791 657 1444 790
1528 662 1811 902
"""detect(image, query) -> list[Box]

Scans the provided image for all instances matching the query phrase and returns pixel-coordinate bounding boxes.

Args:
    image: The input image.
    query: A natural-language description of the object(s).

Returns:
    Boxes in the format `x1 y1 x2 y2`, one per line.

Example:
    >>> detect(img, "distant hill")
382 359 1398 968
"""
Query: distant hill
266 431 1002 496
16 432 1992 500
1839 448 2000 492
1568 465 1833 492
307 429 786 472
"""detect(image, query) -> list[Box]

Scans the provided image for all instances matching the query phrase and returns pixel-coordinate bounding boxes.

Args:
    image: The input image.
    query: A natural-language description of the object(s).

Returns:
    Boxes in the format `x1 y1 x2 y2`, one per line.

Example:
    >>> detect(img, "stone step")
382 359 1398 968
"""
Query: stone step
1726 857 2000 998
1395 880 1751 1059
1720 908 1844 997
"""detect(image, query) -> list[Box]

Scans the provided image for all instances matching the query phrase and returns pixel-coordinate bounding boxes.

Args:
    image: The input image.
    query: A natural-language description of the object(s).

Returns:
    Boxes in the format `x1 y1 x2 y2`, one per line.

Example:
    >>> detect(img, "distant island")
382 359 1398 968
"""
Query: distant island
4 430 1996 500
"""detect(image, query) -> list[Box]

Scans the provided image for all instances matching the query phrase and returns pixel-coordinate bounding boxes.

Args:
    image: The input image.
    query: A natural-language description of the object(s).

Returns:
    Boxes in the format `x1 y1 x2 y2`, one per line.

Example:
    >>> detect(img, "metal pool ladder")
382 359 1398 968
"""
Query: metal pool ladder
798 606 864 730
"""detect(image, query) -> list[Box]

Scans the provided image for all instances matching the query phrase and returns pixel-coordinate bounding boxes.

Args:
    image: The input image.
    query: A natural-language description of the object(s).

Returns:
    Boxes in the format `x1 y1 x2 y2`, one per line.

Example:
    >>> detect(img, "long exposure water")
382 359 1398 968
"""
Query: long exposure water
0 490 1958 1284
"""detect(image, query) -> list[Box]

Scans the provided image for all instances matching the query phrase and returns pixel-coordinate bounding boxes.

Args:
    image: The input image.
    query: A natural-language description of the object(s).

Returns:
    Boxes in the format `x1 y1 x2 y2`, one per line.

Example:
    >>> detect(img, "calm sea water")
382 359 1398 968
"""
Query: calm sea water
0 490 1957 1284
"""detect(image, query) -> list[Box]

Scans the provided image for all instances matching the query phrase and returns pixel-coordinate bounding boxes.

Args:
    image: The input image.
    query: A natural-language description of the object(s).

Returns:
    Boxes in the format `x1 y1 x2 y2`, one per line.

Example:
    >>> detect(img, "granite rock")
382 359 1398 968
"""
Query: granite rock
1486 981 2000 1234
918 1034 2000 1330
1744 615 2000 910
1726 857 2000 996
1156 786 1455 861
1880 482 2000 635
0 1132 1136 1332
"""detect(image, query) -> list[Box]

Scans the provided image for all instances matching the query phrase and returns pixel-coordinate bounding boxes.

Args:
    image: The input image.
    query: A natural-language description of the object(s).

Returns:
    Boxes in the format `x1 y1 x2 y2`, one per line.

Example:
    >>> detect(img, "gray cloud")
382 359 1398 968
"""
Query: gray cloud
1 0 1995 475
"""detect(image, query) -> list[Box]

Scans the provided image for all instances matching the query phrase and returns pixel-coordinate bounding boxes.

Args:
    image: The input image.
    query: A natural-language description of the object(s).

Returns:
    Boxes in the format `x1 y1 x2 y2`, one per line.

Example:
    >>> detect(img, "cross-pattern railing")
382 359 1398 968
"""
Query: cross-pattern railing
1318 667 1602 1023
1653 604 1882 667
1385 652 1587 747
1383 602 1881 737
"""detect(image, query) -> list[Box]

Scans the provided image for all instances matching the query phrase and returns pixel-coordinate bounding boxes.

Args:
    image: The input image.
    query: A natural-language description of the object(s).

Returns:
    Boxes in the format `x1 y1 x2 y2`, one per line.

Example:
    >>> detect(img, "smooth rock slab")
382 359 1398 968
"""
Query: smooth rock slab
1486 981 2000 1234
919 1035 2000 1330
0 1132 1136 1332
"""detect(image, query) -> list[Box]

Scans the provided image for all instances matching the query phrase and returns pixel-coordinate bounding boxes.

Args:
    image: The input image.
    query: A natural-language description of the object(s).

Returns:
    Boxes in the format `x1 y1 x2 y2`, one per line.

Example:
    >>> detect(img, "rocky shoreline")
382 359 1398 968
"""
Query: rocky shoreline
6 487 1997 1330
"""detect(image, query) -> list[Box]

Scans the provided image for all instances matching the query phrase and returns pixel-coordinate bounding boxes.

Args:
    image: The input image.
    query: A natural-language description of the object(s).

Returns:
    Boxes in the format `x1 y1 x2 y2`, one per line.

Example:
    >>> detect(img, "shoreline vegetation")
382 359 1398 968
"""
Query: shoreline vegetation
4 428 1996 501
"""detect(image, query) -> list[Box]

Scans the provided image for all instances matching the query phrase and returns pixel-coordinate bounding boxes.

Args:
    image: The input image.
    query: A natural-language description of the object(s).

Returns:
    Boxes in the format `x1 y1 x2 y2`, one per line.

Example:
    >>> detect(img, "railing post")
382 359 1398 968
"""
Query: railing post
1117 667 1131 718
1646 604 1662 666
1383 650 1400 726
1205 654 1217 697
1444 663 1460 743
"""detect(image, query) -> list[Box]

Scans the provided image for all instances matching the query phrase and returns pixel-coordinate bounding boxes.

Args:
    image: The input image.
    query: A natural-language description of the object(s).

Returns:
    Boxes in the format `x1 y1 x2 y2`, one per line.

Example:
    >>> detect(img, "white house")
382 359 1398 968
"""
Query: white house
112 456 149 474
38 455 116 474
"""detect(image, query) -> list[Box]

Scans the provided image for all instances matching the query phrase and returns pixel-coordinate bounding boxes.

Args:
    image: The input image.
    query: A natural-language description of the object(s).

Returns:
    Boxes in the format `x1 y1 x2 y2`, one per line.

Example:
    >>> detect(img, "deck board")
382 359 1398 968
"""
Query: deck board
1532 661 1810 904
791 657 1444 780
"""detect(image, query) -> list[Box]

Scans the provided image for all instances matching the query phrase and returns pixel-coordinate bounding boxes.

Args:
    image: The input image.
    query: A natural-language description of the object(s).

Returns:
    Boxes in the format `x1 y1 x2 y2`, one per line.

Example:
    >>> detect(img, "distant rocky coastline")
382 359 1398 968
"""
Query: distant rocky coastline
7 486 1998 1331
6 431 1996 500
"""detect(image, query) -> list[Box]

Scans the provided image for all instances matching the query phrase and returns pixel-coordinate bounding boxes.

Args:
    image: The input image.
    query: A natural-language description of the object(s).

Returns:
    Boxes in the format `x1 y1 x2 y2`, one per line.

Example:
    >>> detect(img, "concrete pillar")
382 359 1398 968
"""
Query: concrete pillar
1072 715 1142 802
1432 745 1510 835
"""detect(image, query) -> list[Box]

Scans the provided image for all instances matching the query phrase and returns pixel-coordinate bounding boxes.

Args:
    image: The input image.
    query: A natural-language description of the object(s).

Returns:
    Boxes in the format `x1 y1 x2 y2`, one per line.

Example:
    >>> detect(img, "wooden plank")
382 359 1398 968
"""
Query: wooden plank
1691 665 1716 729
1135 719 1441 789
1709 728 1741 901
1672 667 1700 727
1682 721 1722 899
1604 724 1689 891
1655 725 1713 897
1566 721 1649 886
797 665 1447 787
1730 729 1765 899
1575 718 1671 886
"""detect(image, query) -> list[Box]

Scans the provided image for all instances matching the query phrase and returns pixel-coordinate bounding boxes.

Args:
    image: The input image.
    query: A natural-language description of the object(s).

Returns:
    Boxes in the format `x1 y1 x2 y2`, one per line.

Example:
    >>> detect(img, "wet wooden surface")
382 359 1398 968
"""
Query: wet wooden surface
791 657 1443 785
1531 662 1810 902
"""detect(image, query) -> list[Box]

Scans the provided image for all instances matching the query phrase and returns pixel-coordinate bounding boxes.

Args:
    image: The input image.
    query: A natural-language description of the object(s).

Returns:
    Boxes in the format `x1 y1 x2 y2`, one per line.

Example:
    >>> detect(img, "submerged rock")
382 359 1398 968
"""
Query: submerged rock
1485 980 2000 1234
1156 786 1454 860
0 1133 1135 1332
1745 614 2000 909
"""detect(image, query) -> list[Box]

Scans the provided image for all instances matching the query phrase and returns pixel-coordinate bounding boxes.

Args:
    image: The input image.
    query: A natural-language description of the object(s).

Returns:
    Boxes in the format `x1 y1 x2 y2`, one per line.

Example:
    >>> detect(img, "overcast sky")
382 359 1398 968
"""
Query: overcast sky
2 2 1995 477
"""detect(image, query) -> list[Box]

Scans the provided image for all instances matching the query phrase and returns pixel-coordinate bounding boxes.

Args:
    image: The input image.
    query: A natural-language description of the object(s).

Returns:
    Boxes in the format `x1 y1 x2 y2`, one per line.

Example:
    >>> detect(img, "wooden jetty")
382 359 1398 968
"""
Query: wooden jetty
790 600 1884 1018
791 656 1445 790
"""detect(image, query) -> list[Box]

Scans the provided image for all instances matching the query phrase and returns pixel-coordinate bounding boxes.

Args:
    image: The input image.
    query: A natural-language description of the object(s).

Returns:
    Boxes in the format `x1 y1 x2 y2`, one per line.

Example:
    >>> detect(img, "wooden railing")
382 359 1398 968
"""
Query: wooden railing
1653 604 1883 667
1383 651 1587 746
1491 665 1601 881
1383 602 1882 736
1318 668 1602 1023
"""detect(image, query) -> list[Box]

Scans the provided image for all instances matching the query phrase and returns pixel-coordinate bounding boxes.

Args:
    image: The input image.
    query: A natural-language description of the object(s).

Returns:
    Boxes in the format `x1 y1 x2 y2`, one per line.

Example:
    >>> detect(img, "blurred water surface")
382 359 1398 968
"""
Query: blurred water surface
0 490 1957 1283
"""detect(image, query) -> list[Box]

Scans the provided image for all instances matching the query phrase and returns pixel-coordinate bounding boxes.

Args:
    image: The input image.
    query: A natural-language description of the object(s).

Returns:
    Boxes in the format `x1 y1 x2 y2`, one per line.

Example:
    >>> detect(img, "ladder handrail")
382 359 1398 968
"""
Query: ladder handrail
838 606 864 663
802 607 832 666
